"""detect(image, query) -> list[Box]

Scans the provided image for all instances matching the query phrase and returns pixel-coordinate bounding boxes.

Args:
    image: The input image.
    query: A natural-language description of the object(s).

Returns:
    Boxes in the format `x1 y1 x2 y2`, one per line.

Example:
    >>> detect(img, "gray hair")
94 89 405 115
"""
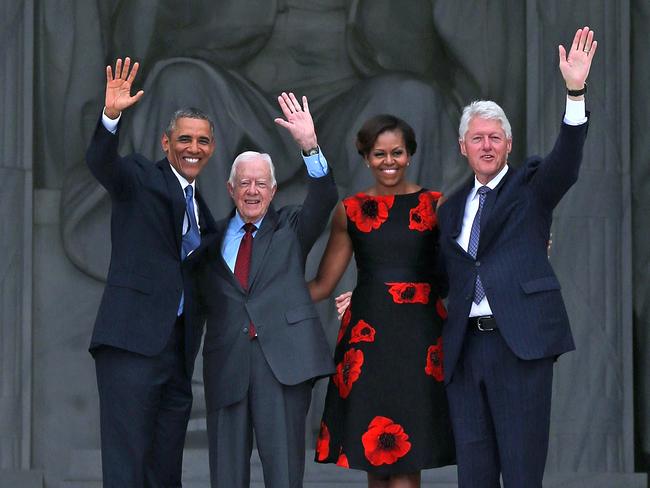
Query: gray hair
165 107 215 136
228 151 277 188
458 100 512 141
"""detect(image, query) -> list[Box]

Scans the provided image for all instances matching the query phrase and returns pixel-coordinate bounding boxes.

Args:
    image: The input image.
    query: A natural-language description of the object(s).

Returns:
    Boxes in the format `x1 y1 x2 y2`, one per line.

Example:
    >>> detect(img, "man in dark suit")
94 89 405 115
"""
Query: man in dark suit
437 27 598 487
186 92 337 487
86 58 217 487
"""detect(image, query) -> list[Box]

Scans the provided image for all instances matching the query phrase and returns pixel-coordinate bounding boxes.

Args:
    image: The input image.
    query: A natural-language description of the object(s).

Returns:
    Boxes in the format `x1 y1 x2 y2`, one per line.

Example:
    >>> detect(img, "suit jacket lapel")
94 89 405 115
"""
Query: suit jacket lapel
477 167 515 255
450 182 474 239
442 182 473 255
248 206 278 290
158 160 186 254
195 190 215 236
198 217 240 285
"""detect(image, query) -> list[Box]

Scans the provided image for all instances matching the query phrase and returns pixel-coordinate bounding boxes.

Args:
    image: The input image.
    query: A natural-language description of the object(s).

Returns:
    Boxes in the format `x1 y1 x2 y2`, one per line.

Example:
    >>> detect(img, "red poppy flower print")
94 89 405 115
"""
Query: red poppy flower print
333 349 364 399
425 337 444 382
344 194 395 232
336 452 350 468
362 416 412 466
337 307 352 345
408 191 441 232
435 298 448 320
315 422 330 461
349 320 376 344
386 282 430 304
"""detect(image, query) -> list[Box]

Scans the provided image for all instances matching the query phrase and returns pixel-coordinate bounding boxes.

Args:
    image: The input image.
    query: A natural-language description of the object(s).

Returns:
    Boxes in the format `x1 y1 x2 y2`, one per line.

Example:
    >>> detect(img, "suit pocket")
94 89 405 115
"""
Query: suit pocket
285 303 319 325
520 276 561 294
107 270 154 295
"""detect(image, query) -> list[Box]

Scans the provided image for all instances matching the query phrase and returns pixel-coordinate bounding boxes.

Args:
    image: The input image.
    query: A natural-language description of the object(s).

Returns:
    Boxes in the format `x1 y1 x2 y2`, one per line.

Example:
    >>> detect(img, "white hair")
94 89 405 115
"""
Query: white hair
458 100 512 140
228 151 277 187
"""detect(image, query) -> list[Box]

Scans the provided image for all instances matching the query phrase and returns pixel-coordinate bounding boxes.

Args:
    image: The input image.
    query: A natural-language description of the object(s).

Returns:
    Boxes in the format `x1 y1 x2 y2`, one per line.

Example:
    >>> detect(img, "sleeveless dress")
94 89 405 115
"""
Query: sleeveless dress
315 189 455 474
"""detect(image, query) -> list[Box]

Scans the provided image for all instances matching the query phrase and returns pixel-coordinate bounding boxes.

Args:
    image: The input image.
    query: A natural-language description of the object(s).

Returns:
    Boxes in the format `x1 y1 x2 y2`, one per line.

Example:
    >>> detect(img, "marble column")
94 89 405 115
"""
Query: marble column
0 0 34 475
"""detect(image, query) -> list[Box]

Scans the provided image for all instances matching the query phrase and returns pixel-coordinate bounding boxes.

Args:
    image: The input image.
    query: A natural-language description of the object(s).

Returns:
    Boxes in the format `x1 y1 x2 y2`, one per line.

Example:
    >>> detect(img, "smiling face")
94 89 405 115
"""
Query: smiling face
459 117 512 185
365 130 410 190
161 117 215 182
227 156 277 224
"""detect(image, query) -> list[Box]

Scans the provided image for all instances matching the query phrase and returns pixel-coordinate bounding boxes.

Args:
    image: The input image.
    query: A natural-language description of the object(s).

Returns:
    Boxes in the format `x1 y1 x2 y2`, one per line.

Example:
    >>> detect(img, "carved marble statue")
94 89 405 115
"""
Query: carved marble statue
59 0 526 280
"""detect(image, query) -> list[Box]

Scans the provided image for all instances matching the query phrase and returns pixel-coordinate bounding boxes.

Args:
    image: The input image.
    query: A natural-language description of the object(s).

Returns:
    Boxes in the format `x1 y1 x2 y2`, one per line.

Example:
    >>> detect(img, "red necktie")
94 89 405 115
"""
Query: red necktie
234 223 257 338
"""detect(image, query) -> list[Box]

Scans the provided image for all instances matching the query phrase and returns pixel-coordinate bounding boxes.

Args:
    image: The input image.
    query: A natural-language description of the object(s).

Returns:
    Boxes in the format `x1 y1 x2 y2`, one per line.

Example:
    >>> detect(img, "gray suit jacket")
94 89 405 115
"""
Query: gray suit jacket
186 170 338 412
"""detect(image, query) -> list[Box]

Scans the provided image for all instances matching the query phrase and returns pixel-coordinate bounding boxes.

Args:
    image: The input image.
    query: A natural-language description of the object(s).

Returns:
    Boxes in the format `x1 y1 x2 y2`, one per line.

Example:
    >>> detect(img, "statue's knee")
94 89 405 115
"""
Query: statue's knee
366 73 434 97
145 58 227 92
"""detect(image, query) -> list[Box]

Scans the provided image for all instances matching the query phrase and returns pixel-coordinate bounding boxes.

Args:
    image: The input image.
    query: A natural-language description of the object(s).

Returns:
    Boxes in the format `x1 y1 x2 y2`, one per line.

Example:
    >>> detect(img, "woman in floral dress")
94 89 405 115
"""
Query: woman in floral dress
309 115 454 487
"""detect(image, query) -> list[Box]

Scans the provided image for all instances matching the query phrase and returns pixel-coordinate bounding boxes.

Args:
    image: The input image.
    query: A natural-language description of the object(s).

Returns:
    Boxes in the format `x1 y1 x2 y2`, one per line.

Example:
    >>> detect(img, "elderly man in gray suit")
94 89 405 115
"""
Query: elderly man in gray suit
185 92 337 488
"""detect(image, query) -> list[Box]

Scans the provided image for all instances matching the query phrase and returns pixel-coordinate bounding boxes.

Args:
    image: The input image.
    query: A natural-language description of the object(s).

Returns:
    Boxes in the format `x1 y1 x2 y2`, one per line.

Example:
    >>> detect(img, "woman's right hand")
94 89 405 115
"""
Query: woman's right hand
335 291 352 319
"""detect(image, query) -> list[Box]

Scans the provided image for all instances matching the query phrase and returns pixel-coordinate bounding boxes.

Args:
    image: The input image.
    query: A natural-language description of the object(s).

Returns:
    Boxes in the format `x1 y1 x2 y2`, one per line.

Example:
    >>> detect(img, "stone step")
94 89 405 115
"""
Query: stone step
0 470 43 488
62 449 647 488
62 449 455 487
62 482 455 488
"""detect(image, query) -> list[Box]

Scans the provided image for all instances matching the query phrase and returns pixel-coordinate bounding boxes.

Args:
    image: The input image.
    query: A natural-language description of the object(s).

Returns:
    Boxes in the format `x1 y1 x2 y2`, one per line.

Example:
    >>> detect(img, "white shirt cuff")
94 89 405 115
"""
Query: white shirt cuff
102 108 121 134
563 97 587 126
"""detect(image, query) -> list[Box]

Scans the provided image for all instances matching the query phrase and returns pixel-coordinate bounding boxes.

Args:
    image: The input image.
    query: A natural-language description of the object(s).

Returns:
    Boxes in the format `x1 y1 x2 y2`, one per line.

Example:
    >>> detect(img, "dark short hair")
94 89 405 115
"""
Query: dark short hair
355 114 417 157
165 107 215 137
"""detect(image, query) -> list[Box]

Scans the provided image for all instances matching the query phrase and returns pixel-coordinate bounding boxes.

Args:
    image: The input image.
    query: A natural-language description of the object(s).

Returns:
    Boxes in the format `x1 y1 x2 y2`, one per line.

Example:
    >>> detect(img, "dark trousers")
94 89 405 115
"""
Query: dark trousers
206 338 312 488
446 327 554 488
94 317 192 488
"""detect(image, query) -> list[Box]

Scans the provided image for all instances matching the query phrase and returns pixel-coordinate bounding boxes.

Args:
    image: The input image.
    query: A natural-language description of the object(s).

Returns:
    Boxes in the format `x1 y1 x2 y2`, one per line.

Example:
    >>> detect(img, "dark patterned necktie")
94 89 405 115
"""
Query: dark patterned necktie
468 186 491 304
178 185 201 315
181 185 201 259
234 223 257 337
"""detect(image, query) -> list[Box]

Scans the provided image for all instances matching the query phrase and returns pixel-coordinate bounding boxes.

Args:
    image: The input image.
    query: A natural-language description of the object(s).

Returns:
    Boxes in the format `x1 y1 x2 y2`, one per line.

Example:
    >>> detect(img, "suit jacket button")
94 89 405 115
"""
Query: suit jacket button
475 260 481 267
243 327 249 334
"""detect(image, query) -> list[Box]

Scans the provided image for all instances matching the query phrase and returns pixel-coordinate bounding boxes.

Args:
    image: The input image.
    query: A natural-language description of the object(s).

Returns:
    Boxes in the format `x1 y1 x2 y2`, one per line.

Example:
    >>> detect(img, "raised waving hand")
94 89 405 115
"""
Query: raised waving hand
104 57 144 119
274 92 318 152
558 26 598 92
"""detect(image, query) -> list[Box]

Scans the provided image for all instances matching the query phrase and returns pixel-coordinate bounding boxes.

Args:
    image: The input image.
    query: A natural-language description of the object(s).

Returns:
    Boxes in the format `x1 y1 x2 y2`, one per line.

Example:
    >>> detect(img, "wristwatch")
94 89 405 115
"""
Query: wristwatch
567 83 587 97
302 146 319 156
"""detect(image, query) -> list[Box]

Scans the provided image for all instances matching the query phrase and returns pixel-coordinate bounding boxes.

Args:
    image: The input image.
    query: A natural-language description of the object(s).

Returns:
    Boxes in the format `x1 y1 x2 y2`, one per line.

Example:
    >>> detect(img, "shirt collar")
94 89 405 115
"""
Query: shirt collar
169 163 195 193
230 210 265 233
470 164 509 200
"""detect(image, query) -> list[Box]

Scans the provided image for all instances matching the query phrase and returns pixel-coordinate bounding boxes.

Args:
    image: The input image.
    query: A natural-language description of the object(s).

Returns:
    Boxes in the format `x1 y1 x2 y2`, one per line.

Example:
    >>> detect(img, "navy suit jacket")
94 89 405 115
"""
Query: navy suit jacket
185 170 338 412
86 116 216 376
438 119 589 383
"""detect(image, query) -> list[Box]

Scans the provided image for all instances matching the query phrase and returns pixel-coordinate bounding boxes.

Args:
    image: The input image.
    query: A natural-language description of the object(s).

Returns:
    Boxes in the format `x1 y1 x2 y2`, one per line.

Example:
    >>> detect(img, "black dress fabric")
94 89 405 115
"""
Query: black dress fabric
315 189 455 474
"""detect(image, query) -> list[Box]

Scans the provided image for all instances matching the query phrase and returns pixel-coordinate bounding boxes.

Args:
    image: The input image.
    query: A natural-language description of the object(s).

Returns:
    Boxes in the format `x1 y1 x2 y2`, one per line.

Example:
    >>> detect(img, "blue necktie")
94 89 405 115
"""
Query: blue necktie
468 186 490 304
178 185 201 315
181 185 201 259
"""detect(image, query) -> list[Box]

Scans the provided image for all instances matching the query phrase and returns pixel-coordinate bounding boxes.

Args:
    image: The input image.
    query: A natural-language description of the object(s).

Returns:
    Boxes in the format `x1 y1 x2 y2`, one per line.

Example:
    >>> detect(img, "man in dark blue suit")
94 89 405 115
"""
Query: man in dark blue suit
86 58 217 487
437 27 598 487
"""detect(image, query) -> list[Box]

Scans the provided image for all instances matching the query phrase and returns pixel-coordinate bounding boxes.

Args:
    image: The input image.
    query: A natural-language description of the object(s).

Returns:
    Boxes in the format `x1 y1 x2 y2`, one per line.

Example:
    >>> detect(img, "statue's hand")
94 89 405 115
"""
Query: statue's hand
558 26 598 92
274 92 318 151
104 57 145 119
